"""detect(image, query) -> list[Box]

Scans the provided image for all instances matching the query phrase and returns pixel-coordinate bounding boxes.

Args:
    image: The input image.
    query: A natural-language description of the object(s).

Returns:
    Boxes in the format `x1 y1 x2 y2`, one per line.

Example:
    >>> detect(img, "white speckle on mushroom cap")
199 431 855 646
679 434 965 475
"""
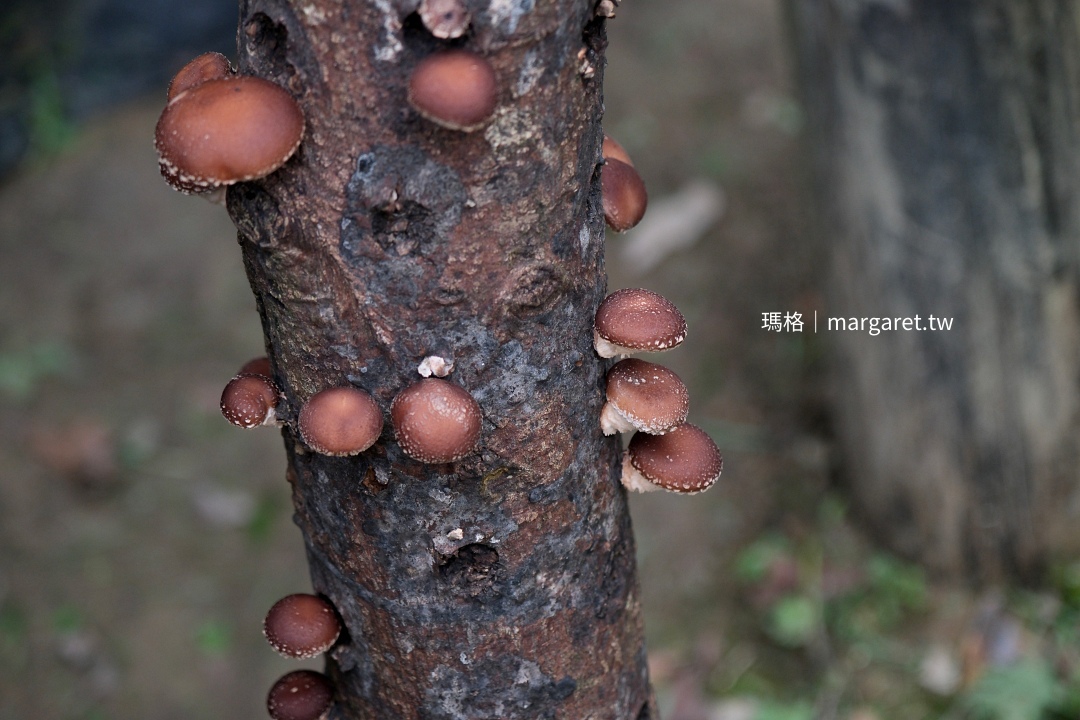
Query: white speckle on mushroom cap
620 423 723 494
594 288 687 358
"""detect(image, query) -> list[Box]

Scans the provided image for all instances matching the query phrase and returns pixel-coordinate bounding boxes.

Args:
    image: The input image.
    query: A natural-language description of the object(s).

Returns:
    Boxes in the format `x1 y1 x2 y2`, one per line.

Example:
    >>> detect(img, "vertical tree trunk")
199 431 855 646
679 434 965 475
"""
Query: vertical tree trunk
787 0 1080 583
225 0 654 717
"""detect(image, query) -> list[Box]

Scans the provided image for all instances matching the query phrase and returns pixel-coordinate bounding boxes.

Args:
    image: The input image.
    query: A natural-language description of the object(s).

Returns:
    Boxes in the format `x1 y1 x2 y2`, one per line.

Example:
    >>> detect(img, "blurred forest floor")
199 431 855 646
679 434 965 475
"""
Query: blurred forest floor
3 1 1080 719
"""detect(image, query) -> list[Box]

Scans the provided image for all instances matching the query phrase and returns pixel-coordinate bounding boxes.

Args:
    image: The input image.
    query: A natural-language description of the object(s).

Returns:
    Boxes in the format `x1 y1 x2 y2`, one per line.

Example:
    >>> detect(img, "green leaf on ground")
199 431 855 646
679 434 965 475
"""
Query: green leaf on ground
963 659 1060 720
767 595 818 648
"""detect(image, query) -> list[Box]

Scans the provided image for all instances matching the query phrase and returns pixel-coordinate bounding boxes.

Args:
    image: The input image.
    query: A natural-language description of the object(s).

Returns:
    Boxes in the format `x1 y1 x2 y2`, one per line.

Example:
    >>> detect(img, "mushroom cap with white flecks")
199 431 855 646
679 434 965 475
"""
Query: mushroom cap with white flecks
298 386 383 457
601 358 689 435
391 378 482 463
220 373 279 428
263 594 342 659
155 76 304 193
266 670 333 720
593 288 687 358
621 423 722 494
602 157 647 232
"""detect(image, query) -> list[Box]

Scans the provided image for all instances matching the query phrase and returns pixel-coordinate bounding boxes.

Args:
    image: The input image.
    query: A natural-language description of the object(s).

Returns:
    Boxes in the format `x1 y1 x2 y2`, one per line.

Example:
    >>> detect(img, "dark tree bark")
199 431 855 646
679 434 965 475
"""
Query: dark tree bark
224 0 654 717
786 0 1080 583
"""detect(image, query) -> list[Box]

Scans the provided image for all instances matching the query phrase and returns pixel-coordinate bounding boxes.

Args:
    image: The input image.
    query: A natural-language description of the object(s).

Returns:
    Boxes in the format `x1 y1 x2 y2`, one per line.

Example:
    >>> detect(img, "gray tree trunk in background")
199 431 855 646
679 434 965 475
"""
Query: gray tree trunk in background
786 0 1080 583
226 0 654 717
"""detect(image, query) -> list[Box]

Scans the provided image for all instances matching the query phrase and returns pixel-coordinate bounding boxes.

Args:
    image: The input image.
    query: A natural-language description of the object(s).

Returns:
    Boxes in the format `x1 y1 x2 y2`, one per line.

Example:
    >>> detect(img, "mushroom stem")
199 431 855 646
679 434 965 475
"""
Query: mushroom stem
619 452 661 493
600 402 638 435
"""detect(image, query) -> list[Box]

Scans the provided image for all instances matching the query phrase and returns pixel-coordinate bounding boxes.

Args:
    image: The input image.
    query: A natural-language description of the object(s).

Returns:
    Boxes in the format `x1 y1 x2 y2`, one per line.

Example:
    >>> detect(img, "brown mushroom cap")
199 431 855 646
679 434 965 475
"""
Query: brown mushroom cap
621 423 723 494
267 670 334 720
166 52 233 102
602 134 634 167
390 378 482 463
263 594 342 659
593 288 687 358
602 158 647 232
220 374 279 428
239 355 273 379
601 358 689 435
298 386 383 457
407 49 497 131
155 76 304 193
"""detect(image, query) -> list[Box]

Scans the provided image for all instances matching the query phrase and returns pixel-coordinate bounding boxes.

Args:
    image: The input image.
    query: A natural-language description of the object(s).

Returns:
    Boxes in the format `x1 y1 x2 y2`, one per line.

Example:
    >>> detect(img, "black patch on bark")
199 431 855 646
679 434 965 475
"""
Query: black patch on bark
227 182 285 249
342 145 466 263
438 542 500 598
243 12 289 71
239 0 317 92
425 656 577 720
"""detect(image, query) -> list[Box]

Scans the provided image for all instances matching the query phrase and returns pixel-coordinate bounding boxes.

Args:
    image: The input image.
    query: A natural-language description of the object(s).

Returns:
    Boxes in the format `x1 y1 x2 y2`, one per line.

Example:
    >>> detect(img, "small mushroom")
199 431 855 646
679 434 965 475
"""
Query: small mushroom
155 75 305 193
298 386 383 456
601 358 689 435
407 49 498 132
577 48 596 80
602 157 648 232
166 52 234 102
263 594 342 659
417 355 454 378
418 0 471 39
239 355 273 379
266 670 334 720
620 423 723 494
594 287 687 358
602 134 634 167
391 378 481 463
220 374 280 428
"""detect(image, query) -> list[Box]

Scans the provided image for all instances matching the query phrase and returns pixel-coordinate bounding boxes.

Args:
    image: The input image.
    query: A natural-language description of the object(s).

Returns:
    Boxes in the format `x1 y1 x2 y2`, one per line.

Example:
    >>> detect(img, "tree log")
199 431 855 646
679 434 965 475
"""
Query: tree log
786 0 1080 583
224 0 654 717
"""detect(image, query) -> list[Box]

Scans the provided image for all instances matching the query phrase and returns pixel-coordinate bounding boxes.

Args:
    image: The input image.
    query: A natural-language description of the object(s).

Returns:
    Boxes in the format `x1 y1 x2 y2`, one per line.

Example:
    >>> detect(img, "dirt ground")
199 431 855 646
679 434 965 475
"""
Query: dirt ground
0 2 1005 719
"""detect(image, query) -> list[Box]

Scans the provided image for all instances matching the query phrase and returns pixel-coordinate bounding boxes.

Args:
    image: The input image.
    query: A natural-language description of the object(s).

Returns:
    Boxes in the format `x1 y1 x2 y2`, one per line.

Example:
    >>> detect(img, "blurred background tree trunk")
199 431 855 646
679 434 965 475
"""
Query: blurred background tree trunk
227 0 654 717
786 0 1080 584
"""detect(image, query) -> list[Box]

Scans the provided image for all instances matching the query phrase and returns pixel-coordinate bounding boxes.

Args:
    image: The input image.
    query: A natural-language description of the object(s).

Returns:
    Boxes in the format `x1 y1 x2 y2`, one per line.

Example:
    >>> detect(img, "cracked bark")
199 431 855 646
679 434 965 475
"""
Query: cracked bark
224 0 655 717
787 0 1080 583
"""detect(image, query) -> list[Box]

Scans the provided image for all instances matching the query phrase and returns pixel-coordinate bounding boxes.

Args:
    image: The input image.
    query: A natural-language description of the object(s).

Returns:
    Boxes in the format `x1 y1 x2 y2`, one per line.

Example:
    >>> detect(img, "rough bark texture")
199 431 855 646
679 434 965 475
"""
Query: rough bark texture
224 0 654 717
787 0 1080 583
